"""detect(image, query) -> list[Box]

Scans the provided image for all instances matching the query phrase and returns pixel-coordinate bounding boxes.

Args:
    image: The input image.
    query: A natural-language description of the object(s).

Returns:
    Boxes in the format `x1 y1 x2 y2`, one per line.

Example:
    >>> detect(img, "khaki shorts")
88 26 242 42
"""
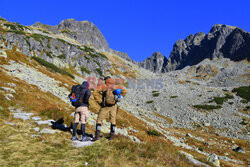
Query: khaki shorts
97 105 117 125
74 106 88 124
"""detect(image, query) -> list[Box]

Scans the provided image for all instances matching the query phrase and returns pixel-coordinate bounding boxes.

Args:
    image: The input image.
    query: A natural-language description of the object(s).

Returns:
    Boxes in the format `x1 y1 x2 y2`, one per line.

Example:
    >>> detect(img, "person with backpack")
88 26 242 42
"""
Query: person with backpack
68 81 91 141
92 76 127 141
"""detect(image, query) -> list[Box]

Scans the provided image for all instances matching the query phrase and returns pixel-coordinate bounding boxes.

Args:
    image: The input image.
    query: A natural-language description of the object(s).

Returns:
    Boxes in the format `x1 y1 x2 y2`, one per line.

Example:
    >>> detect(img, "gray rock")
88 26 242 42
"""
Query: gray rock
36 120 54 125
5 122 15 125
72 140 94 148
137 52 168 73
204 123 210 127
5 94 14 100
181 151 211 167
33 127 40 132
1 87 16 93
207 154 220 167
12 112 33 120
186 133 193 137
32 116 42 121
40 128 57 134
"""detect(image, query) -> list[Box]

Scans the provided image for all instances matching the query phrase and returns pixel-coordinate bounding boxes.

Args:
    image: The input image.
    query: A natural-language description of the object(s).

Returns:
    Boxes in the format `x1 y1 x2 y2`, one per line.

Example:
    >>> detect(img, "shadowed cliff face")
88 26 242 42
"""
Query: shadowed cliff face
140 24 250 73
138 52 168 73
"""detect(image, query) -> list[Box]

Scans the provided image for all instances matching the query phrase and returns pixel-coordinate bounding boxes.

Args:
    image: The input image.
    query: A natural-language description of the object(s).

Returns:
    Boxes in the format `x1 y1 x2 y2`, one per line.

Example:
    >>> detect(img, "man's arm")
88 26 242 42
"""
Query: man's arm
83 89 91 104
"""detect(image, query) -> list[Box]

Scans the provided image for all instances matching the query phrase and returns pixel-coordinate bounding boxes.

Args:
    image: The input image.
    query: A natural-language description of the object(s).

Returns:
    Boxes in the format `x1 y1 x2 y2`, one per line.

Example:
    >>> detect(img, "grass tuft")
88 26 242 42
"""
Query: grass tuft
209 93 234 105
193 105 222 110
170 96 178 98
96 68 103 76
81 67 91 74
57 54 66 59
147 130 161 137
32 56 74 79
152 92 160 97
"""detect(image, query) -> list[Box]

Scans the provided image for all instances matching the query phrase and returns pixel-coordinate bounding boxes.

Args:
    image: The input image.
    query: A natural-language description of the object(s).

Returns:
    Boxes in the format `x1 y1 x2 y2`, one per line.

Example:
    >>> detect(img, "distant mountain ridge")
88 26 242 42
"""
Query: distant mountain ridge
139 24 250 73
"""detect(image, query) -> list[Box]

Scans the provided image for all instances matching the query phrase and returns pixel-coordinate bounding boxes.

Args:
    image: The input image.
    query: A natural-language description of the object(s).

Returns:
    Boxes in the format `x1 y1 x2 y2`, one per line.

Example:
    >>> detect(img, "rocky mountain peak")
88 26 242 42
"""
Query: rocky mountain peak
140 24 249 72
31 19 109 52
138 52 168 73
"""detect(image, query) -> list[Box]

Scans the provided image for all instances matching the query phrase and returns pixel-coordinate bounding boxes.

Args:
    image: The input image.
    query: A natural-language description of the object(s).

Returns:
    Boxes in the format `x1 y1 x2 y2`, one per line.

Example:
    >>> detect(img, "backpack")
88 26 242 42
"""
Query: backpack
103 89 116 106
69 85 84 107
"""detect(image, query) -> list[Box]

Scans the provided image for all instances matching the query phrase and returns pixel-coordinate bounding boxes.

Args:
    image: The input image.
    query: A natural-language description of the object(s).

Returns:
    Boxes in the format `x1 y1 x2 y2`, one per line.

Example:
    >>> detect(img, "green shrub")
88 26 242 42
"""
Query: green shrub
4 23 18 31
146 100 154 104
45 51 53 58
47 43 51 49
240 99 248 104
193 105 222 110
96 68 103 76
239 118 248 125
89 52 98 58
152 93 160 97
57 54 66 59
225 93 233 99
147 130 161 137
198 147 204 152
232 86 250 101
210 93 234 105
30 33 44 45
93 60 100 66
0 29 26 35
57 38 66 44
81 67 91 74
211 97 225 105
32 56 74 79
24 37 30 46
170 96 178 98
83 46 95 53
42 30 49 34
0 17 7 21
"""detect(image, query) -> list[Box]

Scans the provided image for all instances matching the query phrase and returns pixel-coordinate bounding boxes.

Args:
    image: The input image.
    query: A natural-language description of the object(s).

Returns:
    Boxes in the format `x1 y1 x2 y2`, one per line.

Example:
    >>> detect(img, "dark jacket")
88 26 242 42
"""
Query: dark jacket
79 81 91 107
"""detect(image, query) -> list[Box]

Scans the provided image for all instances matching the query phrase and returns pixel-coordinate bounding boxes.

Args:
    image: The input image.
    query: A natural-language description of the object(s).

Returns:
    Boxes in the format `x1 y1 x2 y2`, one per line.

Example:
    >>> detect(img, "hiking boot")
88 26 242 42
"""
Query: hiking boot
108 132 115 140
109 124 116 140
92 130 101 141
80 136 90 142
71 136 78 141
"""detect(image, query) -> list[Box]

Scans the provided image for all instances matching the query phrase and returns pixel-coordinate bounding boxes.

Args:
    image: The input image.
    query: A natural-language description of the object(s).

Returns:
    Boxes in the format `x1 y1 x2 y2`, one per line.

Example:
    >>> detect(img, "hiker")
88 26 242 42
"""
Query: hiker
93 76 127 141
68 81 91 141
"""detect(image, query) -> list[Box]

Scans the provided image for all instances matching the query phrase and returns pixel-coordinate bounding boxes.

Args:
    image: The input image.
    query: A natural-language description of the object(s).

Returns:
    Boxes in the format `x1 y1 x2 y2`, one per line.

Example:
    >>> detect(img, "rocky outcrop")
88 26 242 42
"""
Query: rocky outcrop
140 24 250 72
138 52 168 73
167 24 250 71
32 19 109 52
0 19 111 76
109 48 134 62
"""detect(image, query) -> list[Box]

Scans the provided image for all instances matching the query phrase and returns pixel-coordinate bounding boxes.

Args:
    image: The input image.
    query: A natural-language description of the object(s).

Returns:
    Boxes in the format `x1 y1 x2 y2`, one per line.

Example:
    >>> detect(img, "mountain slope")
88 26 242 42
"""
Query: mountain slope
0 17 249 166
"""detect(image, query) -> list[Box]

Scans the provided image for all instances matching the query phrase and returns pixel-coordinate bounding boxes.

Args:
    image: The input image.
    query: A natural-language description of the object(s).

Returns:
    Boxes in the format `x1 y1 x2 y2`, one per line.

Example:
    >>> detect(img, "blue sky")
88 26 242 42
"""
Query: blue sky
1 0 249 61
